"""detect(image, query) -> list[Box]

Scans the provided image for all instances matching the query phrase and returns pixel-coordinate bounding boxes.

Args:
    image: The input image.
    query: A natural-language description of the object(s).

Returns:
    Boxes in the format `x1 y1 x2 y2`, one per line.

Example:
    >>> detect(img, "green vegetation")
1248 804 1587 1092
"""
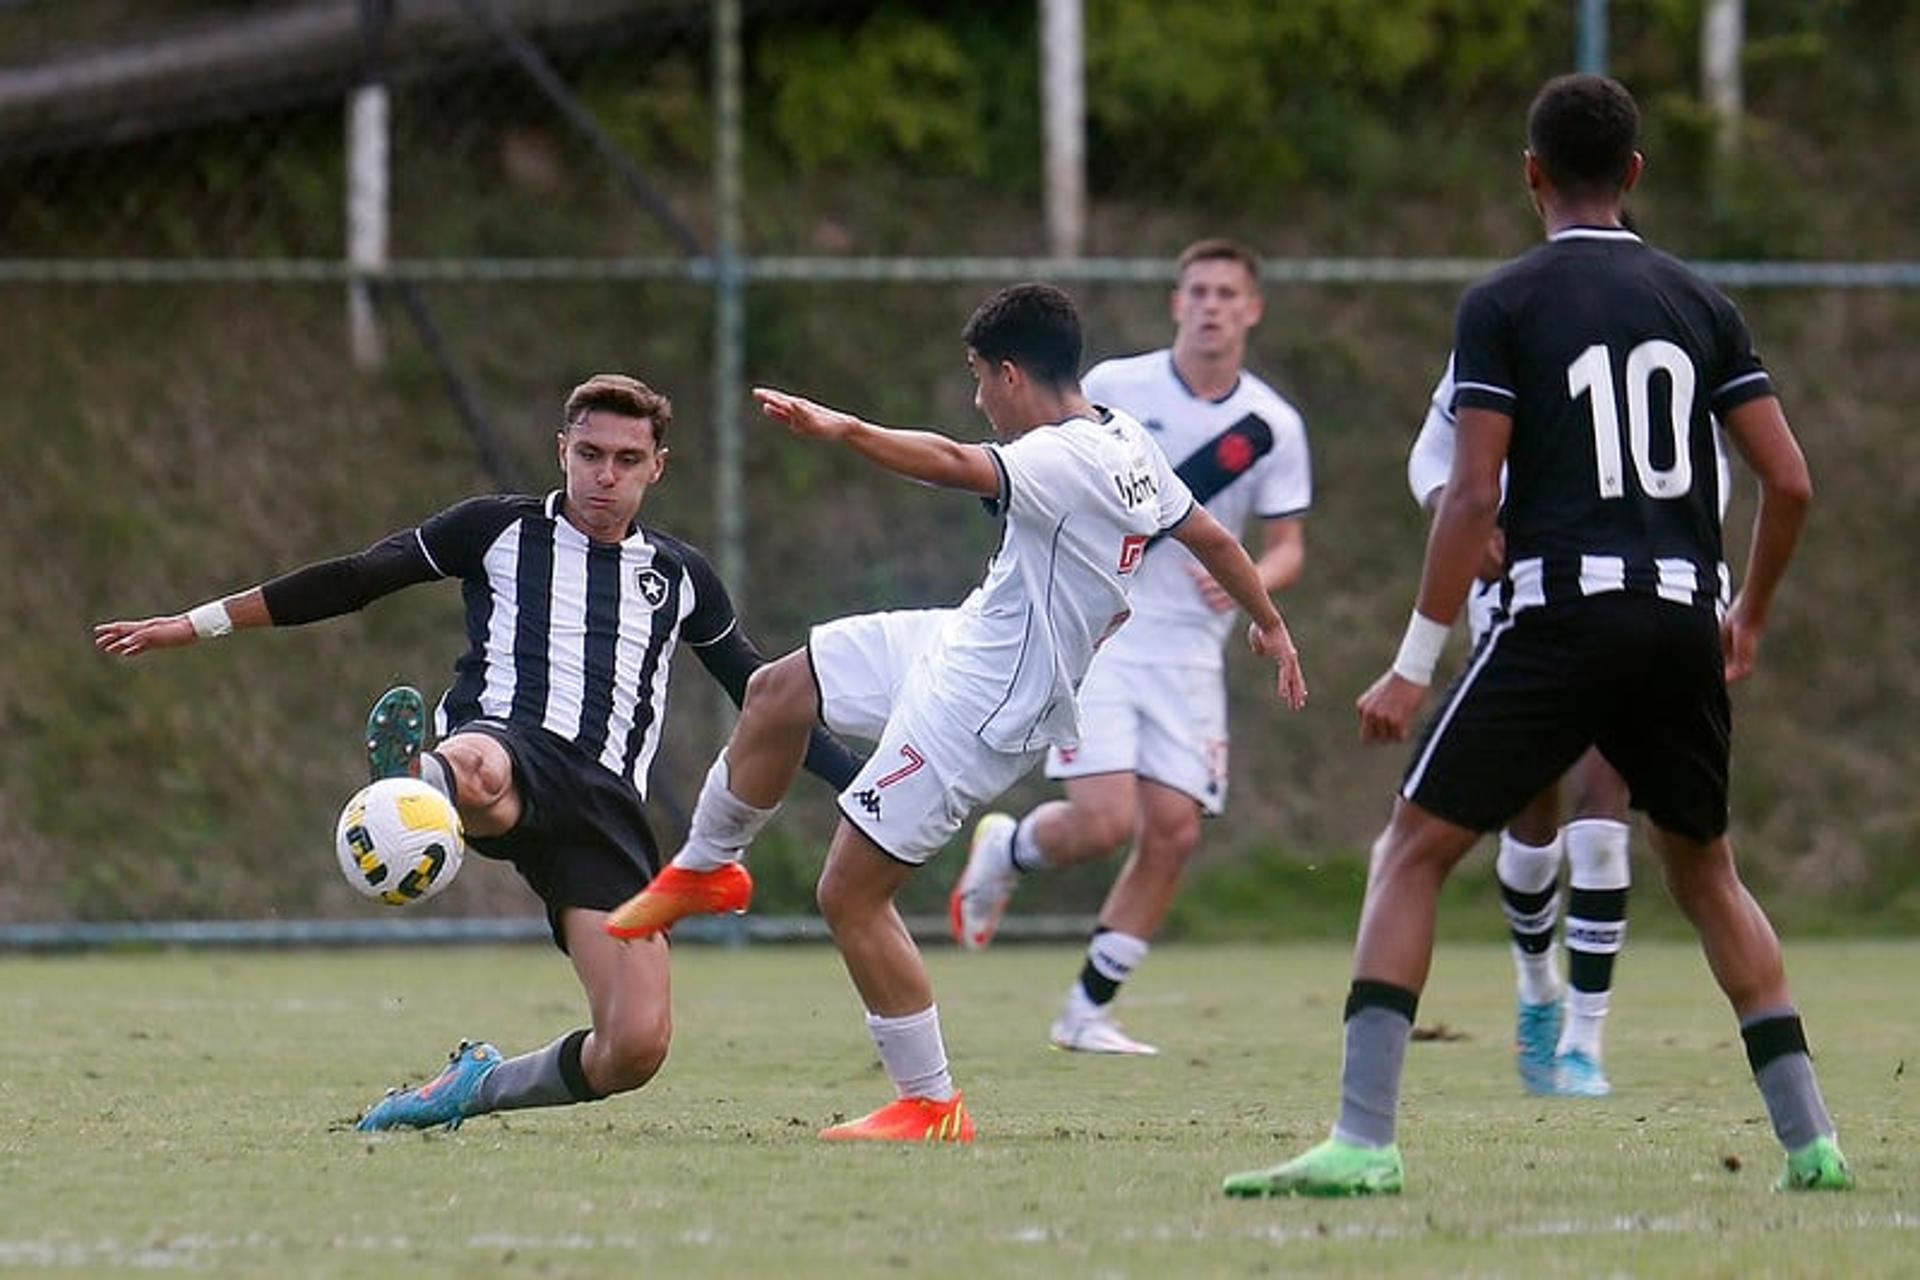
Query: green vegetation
0 2 1916 924
1 941 1914 1276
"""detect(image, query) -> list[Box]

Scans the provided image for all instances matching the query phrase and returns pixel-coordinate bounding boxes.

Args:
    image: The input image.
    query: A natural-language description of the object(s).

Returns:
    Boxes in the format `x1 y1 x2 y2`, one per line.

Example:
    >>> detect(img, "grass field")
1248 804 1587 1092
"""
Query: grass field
2 939 1914 1277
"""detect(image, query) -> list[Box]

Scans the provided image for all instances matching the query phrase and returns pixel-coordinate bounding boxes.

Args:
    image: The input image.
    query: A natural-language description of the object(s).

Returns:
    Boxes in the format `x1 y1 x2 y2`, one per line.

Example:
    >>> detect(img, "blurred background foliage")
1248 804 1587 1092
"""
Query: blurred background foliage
0 0 1915 929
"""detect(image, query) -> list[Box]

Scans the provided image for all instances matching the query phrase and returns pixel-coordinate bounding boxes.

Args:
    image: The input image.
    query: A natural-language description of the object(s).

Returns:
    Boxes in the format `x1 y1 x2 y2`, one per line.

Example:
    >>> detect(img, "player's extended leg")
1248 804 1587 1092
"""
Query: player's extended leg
1553 750 1631 1096
816 820 972 1142
1649 823 1852 1190
357 910 672 1131
1050 780 1201 1056
952 773 1137 950
1496 784 1565 1093
1224 799 1480 1197
605 650 820 938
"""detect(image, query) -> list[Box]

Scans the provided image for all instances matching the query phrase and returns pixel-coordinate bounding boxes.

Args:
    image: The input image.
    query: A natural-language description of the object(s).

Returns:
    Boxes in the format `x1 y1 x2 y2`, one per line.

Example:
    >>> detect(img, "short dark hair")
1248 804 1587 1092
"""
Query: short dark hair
962 283 1082 388
1527 73 1640 199
1177 237 1261 284
563 373 673 445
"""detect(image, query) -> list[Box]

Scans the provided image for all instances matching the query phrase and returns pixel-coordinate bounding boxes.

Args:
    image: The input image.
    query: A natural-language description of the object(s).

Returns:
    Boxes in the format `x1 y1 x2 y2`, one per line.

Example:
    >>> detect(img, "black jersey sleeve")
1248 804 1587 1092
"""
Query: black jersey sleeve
1449 283 1520 417
672 538 740 649
259 527 439 625
1706 293 1776 417
416 494 533 579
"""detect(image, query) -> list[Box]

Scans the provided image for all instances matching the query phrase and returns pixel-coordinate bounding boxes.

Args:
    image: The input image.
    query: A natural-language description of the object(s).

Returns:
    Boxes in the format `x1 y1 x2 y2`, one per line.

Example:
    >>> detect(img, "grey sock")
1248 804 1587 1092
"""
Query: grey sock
1754 1054 1833 1150
472 1029 596 1114
1333 1006 1412 1148
1742 1005 1833 1150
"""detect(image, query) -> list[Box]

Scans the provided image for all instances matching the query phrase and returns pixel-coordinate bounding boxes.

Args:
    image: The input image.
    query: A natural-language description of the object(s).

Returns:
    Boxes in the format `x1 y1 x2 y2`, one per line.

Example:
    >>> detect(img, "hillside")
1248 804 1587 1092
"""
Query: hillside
1 1 1915 926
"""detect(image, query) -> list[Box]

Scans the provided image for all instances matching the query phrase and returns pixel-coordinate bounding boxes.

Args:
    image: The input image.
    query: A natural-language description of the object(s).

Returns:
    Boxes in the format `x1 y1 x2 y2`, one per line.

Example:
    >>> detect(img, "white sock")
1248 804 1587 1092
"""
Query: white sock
1009 813 1049 874
1496 831 1563 1006
865 1005 955 1101
1561 988 1610 1058
672 756 778 872
1066 929 1150 1017
417 751 455 805
1559 818 1630 1059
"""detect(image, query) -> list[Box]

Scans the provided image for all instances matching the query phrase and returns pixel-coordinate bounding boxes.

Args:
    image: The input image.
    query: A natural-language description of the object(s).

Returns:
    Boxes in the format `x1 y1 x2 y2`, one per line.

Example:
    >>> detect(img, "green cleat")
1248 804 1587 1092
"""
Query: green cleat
1223 1136 1404 1198
365 685 427 782
1777 1135 1854 1191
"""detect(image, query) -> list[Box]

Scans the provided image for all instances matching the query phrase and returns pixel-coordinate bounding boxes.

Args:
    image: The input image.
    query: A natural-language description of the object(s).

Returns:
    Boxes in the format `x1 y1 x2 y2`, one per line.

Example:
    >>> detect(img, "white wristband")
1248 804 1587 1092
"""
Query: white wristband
1390 610 1449 685
187 600 234 640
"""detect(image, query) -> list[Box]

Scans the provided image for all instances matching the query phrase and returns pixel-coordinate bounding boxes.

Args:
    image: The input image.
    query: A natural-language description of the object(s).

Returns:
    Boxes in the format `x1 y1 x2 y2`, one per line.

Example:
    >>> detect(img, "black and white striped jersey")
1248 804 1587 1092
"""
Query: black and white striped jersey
1451 226 1773 615
405 492 733 796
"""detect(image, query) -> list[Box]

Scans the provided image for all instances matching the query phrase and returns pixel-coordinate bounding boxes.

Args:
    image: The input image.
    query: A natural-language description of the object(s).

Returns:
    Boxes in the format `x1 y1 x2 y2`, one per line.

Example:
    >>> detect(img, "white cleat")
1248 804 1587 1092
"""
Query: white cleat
949 812 1018 951
1049 1009 1159 1056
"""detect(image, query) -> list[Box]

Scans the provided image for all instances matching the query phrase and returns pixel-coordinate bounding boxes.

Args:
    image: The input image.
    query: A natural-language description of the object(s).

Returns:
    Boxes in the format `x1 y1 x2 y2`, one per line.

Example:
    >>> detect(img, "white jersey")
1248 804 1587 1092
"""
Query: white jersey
927 408 1194 753
1082 350 1311 670
1408 355 1733 517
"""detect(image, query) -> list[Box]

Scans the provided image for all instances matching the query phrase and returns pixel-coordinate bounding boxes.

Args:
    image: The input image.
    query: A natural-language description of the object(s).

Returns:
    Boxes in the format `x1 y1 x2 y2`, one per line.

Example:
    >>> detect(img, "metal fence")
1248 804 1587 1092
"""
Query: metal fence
4 0 1913 946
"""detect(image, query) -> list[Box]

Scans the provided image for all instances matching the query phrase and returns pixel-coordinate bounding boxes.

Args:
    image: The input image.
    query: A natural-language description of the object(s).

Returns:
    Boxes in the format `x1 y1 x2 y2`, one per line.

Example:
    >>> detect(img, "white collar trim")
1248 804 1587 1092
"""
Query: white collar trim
1551 226 1642 243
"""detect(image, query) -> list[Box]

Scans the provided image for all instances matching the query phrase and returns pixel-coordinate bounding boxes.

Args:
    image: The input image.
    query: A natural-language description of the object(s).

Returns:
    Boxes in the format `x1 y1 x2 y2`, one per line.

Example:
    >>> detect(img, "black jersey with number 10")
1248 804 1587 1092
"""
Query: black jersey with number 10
1450 226 1774 614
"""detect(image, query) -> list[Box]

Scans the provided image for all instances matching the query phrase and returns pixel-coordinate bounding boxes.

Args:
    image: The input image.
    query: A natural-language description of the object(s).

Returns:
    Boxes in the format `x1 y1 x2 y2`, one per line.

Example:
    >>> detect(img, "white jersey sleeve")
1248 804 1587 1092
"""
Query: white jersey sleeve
1407 355 1457 509
1254 398 1312 519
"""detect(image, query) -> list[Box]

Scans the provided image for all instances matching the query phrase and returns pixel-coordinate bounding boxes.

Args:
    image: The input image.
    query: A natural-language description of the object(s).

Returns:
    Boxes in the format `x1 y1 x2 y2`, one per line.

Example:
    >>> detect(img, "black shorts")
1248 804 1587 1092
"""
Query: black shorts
1402 593 1730 842
453 718 660 952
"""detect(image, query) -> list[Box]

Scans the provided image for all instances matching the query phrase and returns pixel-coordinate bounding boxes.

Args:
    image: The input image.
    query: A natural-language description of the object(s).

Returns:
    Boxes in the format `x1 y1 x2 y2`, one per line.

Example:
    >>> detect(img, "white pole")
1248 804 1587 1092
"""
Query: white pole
1703 0 1744 159
1040 0 1085 259
347 81 389 369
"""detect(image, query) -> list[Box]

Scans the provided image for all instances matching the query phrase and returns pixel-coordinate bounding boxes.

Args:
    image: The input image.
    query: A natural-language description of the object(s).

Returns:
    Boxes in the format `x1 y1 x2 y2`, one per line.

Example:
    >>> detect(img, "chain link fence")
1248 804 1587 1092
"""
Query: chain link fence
3 0 1916 937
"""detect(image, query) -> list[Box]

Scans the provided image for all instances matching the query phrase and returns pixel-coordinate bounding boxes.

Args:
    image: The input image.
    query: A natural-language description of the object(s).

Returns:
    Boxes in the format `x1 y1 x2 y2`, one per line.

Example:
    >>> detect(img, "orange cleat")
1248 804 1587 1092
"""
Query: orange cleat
819 1092 975 1143
604 863 753 939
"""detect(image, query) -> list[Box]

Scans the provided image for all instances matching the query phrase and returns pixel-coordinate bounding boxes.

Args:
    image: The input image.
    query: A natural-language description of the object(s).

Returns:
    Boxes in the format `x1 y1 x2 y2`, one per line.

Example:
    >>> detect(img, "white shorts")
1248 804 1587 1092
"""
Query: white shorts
810 610 1042 865
1045 653 1229 815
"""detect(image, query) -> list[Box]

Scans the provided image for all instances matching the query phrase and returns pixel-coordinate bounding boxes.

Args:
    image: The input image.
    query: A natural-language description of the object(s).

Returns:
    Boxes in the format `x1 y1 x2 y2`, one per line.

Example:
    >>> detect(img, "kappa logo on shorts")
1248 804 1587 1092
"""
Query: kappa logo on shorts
852 788 882 818
632 566 670 608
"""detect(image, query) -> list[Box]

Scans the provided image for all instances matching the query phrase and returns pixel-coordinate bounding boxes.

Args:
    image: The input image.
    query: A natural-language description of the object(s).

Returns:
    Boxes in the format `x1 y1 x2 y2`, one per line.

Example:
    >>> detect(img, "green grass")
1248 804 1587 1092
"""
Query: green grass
2 940 1914 1277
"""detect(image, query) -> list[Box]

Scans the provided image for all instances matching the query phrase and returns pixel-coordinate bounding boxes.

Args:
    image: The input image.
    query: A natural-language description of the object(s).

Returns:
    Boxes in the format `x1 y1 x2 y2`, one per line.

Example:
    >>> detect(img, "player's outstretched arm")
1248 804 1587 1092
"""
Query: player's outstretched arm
1719 395 1813 683
93 587 271 658
1171 507 1307 710
95 522 444 660
753 387 998 496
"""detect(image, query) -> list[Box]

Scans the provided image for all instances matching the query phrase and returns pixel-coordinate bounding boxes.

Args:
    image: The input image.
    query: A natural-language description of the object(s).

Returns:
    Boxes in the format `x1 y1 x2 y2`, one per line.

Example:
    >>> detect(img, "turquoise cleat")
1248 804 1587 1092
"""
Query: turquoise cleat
365 685 427 783
1515 998 1563 1095
1777 1135 1854 1191
1551 1048 1611 1097
1223 1137 1404 1198
357 1040 501 1132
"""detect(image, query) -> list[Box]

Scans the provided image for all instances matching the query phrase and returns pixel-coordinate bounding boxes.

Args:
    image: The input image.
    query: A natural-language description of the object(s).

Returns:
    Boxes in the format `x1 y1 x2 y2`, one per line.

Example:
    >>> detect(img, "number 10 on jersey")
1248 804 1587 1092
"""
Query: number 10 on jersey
1567 339 1696 500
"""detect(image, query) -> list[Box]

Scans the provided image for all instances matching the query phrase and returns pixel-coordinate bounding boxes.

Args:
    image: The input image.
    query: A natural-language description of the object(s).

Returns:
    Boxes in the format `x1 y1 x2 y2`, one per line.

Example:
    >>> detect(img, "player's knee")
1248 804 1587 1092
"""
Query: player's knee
744 654 817 726
594 1011 672 1093
1138 812 1201 868
440 737 514 809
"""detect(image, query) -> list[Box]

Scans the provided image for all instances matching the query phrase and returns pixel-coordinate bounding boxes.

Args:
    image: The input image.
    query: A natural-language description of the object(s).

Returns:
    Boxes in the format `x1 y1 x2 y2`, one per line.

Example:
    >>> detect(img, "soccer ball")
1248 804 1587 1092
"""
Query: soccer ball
334 777 465 907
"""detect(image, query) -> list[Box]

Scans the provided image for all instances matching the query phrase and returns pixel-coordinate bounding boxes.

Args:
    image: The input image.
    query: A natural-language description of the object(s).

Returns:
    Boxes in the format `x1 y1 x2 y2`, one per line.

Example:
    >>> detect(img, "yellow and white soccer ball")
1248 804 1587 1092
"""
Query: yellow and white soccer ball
334 777 465 907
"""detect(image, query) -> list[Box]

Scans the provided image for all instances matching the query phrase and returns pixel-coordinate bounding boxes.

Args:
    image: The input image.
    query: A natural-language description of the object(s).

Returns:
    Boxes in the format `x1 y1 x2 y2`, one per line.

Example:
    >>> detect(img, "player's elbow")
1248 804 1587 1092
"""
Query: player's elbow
1768 463 1813 512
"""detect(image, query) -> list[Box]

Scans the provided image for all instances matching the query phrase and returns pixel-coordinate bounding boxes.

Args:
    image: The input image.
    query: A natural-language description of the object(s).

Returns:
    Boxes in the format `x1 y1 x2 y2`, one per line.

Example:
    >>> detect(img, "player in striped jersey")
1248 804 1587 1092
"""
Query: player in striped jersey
1226 74 1850 1197
950 239 1311 1057
94 373 860 1131
1411 355 1634 1098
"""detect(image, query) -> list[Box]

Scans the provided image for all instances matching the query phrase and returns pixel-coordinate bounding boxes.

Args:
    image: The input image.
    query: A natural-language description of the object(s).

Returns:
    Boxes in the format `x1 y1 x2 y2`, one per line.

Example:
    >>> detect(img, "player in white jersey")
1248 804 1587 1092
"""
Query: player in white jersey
605 284 1308 1141
948 240 1310 1056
